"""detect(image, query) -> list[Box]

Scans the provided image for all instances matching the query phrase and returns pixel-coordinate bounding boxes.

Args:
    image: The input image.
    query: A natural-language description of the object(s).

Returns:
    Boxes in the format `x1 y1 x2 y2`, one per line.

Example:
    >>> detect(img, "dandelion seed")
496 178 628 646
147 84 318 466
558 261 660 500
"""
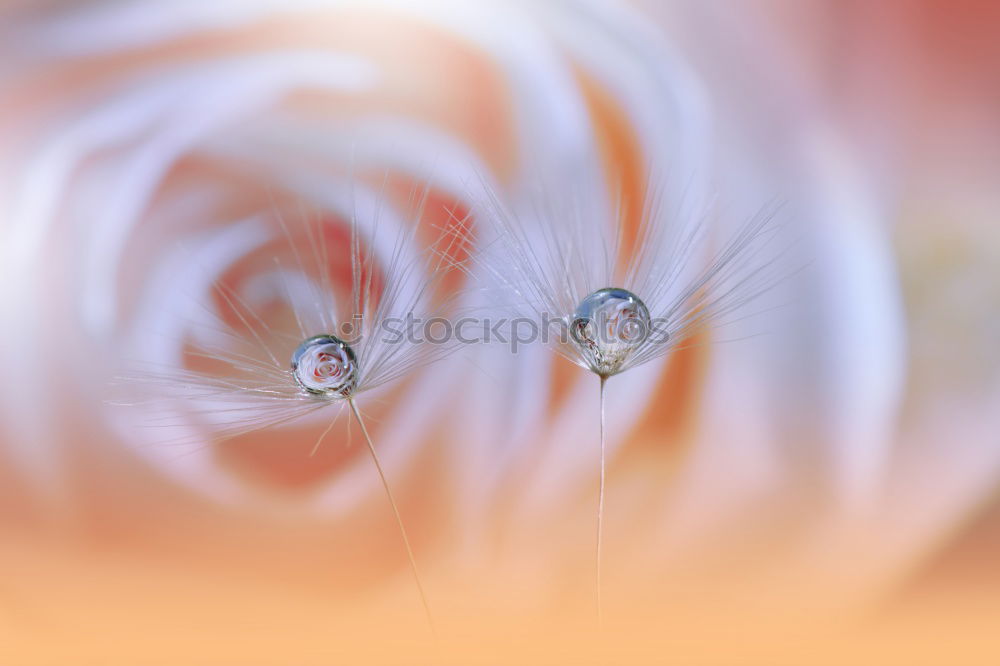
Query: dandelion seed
113 180 472 635
469 171 785 627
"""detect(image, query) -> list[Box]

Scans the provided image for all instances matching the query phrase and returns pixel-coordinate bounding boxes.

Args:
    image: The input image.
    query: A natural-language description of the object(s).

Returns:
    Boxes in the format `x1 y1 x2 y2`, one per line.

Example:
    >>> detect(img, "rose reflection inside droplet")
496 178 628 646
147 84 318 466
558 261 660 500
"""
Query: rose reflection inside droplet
291 334 359 398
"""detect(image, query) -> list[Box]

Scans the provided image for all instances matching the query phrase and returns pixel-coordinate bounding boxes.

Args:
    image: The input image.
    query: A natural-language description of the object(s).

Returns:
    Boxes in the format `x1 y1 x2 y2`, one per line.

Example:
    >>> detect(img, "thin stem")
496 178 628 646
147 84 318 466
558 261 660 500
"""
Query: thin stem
348 398 436 636
597 374 607 629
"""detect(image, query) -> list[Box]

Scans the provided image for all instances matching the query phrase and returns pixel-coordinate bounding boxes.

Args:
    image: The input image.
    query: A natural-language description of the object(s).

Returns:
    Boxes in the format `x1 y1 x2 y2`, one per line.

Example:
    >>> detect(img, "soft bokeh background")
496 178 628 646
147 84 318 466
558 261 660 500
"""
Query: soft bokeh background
1 1 998 663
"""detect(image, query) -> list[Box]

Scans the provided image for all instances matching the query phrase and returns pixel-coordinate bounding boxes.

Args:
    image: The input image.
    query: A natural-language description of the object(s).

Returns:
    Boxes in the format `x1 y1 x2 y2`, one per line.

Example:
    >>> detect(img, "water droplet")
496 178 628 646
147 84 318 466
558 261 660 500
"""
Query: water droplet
571 287 651 376
291 335 359 397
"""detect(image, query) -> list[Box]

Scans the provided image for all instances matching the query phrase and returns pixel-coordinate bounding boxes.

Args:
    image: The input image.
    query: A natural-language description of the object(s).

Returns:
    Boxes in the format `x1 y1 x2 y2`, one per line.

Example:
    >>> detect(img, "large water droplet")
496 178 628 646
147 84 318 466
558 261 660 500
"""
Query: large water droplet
571 287 651 376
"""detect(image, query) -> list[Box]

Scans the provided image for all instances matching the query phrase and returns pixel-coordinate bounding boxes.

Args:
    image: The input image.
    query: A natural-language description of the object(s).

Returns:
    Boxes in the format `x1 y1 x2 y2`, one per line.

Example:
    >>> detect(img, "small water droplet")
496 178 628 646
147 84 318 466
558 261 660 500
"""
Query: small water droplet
291 335 358 397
